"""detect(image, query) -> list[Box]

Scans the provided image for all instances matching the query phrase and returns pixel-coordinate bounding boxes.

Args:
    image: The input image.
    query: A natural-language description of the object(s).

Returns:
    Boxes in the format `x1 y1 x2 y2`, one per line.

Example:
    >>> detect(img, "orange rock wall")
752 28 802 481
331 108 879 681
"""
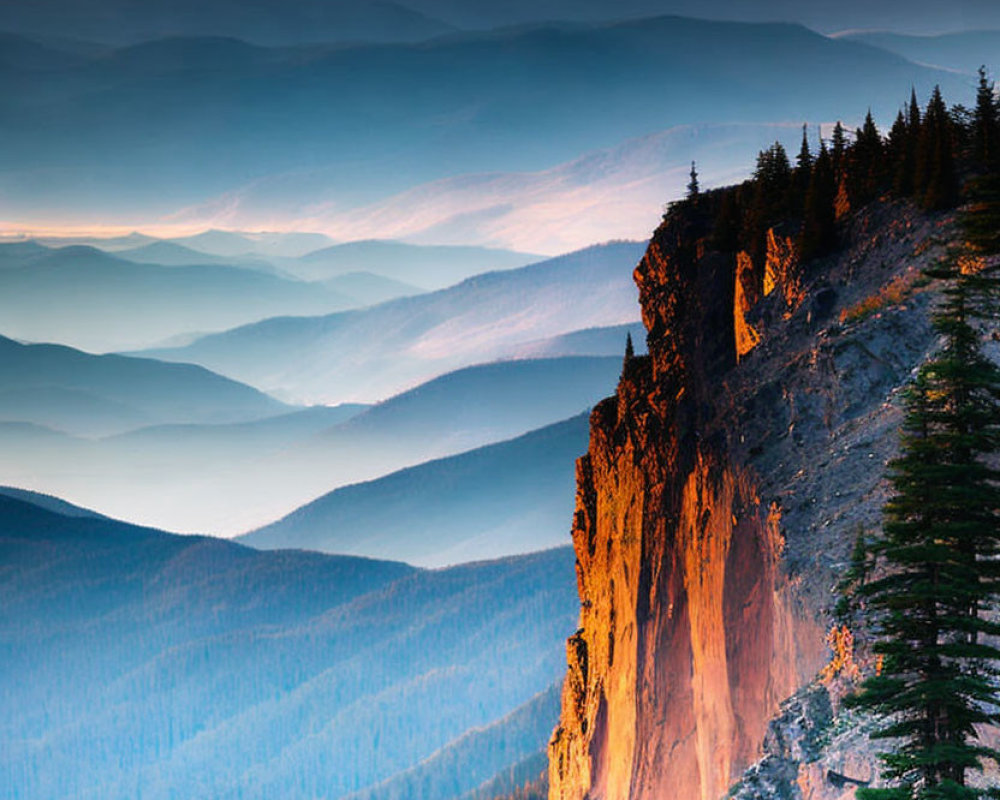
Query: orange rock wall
549 215 823 800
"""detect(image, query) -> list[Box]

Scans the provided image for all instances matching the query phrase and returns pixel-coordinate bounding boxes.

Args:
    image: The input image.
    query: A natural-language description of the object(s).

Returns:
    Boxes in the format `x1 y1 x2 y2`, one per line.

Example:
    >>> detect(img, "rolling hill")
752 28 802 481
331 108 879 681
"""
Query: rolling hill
840 29 1000 74
0 356 620 534
285 240 543 288
0 493 577 800
142 241 645 403
0 334 287 435
240 413 589 566
1 0 454 46
0 244 364 351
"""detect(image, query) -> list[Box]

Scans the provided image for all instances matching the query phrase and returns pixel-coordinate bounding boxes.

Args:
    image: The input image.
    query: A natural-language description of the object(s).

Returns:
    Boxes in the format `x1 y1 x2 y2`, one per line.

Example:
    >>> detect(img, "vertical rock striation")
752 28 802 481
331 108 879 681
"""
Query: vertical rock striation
549 210 825 800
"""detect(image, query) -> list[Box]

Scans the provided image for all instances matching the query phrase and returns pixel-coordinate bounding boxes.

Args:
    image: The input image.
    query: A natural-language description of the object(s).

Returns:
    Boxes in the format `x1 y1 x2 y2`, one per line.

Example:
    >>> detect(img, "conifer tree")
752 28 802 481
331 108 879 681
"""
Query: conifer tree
848 193 1000 798
799 139 837 261
849 111 885 206
792 123 814 207
889 89 924 198
687 161 700 199
797 124 813 173
890 108 915 197
916 86 959 210
744 142 793 264
973 67 999 168
832 121 848 174
909 88 922 133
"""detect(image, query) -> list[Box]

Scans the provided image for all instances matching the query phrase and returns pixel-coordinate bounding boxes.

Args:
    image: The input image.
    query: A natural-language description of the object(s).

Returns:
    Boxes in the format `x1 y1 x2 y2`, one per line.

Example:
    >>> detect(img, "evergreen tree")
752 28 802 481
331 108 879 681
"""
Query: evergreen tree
849 110 885 206
848 197 1000 798
754 141 792 194
973 67 999 168
624 332 635 362
794 123 814 205
687 161 700 199
832 121 848 174
799 139 837 261
909 88 923 133
890 88 924 198
743 142 793 264
889 108 915 197
797 123 814 172
916 86 959 210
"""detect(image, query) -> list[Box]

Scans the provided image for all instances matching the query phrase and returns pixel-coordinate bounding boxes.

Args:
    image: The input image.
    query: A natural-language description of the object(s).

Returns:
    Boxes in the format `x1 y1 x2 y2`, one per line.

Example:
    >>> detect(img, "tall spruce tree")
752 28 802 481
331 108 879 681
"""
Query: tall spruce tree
832 121 848 174
909 88 923 133
799 139 837 261
850 111 885 206
743 142 793 264
973 67 999 169
848 189 1000 799
916 86 959 210
797 124 814 172
890 108 916 197
795 123 814 204
687 161 700 199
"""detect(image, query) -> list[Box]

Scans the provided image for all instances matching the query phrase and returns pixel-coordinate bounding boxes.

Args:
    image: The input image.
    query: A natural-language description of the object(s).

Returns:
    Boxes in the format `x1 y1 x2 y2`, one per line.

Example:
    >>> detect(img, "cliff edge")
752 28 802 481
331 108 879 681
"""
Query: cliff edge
548 193 952 800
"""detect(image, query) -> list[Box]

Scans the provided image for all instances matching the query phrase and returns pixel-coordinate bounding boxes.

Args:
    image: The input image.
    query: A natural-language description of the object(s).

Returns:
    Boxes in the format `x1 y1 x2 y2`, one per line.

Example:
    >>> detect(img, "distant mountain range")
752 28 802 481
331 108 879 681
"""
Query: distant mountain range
839 29 1000 74
2 0 994 46
0 0 454 46
0 355 621 534
0 334 286 436
0 243 368 352
280 239 542 289
26 233 539 289
142 241 645 403
0 17 962 232
403 0 1000 35
241 413 590 566
0 492 577 800
220 121 823 253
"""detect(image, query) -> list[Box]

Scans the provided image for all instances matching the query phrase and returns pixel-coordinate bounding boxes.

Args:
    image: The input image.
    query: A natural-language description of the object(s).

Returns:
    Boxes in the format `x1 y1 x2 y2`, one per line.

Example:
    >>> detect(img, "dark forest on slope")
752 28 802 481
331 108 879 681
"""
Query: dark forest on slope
0 494 578 800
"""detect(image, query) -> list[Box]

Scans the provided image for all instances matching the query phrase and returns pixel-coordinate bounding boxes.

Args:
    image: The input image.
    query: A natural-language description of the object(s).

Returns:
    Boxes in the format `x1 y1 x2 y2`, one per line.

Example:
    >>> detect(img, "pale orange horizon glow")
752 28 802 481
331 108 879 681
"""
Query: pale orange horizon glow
0 221 327 242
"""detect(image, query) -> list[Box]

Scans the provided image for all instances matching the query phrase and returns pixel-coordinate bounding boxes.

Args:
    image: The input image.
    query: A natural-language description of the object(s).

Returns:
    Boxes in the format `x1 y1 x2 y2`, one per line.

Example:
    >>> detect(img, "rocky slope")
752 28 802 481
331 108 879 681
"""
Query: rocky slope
547 196 952 800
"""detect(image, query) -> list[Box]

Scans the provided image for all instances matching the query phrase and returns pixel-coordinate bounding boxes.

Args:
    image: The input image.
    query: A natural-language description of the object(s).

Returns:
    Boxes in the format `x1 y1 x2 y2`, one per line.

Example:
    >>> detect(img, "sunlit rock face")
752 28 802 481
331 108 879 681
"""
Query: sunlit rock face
549 208 826 800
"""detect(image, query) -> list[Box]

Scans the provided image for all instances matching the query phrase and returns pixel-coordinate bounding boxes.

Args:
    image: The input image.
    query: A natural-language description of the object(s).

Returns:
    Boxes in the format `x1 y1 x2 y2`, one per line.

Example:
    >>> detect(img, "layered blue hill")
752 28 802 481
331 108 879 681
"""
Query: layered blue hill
0 493 577 800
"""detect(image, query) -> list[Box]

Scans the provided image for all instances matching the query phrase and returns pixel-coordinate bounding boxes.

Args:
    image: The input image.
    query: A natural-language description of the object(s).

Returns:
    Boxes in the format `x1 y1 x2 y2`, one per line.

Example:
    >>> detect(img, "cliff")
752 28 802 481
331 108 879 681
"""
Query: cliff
548 196 952 800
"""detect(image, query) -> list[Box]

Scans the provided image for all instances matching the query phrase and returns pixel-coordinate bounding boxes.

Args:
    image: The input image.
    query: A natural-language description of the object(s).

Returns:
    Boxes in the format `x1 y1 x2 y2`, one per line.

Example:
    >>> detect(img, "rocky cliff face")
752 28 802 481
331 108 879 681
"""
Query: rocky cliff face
548 199 952 800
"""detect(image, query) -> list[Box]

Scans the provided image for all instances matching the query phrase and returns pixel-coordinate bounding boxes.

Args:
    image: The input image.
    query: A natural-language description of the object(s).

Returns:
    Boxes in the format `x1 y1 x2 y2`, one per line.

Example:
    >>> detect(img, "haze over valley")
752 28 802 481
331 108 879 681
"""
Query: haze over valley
2 3 999 800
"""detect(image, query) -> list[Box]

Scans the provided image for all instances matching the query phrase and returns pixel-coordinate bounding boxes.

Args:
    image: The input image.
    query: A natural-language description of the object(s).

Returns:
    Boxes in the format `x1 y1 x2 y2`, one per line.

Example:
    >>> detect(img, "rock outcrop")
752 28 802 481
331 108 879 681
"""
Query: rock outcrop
548 197 952 800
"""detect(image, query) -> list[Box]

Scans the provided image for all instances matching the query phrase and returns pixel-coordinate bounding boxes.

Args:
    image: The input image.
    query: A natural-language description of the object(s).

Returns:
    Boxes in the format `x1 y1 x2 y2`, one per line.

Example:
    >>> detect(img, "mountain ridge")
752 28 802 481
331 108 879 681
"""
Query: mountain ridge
0 489 578 800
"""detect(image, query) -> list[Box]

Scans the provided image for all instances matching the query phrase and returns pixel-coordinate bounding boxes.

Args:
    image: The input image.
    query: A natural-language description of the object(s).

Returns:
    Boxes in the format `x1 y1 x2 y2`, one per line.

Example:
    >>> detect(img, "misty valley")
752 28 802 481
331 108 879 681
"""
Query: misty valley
4 4 1000 800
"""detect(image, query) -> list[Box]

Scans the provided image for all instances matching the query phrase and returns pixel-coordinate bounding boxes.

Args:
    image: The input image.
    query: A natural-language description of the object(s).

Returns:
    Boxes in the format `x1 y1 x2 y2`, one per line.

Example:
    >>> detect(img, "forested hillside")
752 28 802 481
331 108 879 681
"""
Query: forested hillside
0 494 578 800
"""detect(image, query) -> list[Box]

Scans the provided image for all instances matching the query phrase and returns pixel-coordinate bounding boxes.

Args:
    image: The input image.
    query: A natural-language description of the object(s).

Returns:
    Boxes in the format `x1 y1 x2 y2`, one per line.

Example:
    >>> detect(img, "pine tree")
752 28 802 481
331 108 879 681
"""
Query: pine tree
687 161 700 199
624 331 635 362
832 121 848 174
794 123 814 204
909 88 922 133
889 108 915 197
849 110 885 206
797 124 813 173
889 88 924 198
973 67 999 169
799 139 837 261
744 142 793 264
916 86 959 210
847 196 1000 797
